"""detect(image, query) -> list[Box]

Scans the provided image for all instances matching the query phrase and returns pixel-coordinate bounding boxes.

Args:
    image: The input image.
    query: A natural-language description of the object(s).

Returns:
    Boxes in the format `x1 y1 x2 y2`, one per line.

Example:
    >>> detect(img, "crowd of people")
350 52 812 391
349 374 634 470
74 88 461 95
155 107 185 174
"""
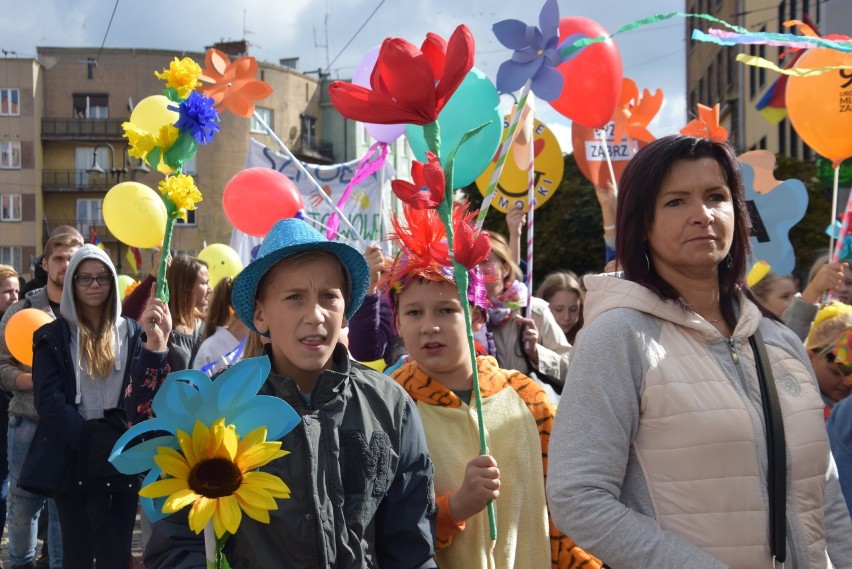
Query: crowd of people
0 133 850 568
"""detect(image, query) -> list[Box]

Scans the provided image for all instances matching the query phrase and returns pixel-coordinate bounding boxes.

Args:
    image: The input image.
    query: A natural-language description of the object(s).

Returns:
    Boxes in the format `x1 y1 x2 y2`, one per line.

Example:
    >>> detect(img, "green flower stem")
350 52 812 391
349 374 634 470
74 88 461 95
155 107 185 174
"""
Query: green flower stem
156 200 179 303
428 129 496 541
423 121 440 161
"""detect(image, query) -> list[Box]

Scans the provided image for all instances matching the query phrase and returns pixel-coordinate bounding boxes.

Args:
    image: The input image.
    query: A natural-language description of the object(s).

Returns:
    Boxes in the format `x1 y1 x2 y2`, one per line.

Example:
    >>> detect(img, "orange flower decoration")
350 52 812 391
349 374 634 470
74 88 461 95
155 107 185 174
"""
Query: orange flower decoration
198 49 273 118
612 78 662 145
680 103 728 143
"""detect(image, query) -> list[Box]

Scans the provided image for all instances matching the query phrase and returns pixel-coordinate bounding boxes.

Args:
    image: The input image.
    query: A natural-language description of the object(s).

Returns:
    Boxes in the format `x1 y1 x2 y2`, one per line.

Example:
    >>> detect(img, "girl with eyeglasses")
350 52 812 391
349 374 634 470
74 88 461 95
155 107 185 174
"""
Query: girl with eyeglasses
23 244 172 568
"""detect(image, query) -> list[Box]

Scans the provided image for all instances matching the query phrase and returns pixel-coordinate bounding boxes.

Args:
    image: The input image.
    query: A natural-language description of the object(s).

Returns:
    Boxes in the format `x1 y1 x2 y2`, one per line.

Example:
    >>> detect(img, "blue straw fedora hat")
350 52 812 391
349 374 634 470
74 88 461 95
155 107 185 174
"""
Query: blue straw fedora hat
232 218 370 331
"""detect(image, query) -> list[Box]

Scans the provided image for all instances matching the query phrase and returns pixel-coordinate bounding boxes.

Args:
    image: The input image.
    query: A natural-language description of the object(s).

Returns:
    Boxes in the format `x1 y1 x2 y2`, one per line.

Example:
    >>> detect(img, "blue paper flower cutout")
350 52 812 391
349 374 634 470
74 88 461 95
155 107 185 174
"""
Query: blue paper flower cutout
109 356 300 521
171 91 221 145
493 0 565 101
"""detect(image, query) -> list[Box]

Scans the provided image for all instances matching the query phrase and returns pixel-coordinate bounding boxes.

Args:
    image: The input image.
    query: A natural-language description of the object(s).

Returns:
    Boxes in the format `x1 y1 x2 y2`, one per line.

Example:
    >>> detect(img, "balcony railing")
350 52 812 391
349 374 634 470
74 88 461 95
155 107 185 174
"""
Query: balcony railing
42 169 119 192
41 118 127 140
295 134 334 163
46 220 118 242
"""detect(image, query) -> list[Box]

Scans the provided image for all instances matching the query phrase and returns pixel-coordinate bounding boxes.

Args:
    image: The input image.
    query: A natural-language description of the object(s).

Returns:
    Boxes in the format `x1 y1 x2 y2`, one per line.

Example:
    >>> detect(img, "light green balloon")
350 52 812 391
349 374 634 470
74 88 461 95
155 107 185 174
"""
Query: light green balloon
407 68 502 188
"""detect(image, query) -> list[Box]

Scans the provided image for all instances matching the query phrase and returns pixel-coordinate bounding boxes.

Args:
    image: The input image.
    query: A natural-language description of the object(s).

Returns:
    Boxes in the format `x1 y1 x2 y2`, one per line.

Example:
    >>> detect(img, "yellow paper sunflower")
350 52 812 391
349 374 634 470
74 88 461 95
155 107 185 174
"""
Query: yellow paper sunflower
155 57 203 99
158 174 203 221
140 418 290 538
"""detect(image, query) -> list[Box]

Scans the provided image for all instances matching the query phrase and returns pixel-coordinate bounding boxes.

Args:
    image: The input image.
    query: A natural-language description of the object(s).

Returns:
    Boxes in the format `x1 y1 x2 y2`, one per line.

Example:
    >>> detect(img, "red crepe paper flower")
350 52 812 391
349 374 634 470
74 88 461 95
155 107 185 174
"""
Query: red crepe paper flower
328 25 475 125
391 152 446 209
453 207 491 269
198 49 273 118
680 103 728 143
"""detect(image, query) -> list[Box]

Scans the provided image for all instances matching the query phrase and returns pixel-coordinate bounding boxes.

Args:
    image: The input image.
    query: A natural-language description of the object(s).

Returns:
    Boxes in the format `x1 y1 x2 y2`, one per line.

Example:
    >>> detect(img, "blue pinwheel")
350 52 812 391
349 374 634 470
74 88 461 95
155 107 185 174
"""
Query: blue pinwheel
109 356 300 520
493 0 570 101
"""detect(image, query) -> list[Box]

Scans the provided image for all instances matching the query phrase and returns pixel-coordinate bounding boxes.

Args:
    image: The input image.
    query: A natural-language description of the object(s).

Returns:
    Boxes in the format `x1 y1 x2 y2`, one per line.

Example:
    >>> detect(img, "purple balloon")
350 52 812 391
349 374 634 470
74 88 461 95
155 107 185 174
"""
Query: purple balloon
352 47 407 144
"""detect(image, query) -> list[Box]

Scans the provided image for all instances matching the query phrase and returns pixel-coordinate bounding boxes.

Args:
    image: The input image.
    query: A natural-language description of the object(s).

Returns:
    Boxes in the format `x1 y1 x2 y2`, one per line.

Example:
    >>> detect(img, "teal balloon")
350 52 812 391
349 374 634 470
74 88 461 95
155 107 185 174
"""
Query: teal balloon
407 68 501 188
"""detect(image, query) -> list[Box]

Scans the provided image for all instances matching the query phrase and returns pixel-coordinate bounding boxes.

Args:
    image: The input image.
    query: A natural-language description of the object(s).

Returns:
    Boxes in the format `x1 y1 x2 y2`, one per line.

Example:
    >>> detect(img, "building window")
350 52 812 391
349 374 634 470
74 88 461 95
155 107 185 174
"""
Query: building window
72 94 108 118
727 51 735 89
749 45 757 98
175 210 197 226
1 194 22 222
790 0 797 19
790 127 800 160
0 142 21 169
173 249 197 258
182 154 197 175
778 1 787 32
250 107 273 133
0 247 22 272
759 136 767 150
0 88 20 116
803 144 812 162
778 121 787 156
716 53 724 98
76 199 104 238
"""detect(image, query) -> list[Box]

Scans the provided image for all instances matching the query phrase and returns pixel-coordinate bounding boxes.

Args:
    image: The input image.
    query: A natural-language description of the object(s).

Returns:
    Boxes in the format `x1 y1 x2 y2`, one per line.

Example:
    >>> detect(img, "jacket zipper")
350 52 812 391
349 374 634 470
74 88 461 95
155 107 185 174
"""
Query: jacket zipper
731 337 797 569
727 337 739 365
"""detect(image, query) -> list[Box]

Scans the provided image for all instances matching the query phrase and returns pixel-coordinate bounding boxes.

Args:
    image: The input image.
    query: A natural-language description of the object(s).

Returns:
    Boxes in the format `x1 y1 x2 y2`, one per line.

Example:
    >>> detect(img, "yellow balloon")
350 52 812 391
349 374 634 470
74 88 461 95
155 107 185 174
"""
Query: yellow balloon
103 182 167 248
198 244 244 287
130 95 179 134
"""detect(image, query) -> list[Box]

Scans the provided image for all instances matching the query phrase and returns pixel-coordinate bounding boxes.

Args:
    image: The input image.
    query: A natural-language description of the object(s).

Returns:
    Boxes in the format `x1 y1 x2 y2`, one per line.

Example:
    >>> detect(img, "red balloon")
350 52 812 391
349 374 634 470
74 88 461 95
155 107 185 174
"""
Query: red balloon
223 168 305 237
549 17 623 129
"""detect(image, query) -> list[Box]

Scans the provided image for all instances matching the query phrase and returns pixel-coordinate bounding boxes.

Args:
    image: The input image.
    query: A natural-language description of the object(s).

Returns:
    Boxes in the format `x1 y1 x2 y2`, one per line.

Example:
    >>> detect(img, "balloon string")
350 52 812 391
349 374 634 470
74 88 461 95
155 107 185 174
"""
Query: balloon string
326 142 388 240
251 111 368 248
475 80 532 232
830 165 840 261
598 129 619 196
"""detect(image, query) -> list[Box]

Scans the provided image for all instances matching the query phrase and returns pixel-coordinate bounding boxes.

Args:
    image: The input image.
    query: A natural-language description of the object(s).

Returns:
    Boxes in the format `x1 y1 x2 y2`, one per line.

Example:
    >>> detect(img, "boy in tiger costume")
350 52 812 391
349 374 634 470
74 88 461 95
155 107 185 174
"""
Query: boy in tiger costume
381 205 602 569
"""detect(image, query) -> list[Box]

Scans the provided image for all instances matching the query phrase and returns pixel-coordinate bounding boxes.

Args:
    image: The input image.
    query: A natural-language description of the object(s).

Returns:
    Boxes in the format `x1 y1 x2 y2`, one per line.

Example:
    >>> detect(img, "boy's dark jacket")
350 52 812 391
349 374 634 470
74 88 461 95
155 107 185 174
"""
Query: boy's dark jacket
144 345 438 569
21 316 164 494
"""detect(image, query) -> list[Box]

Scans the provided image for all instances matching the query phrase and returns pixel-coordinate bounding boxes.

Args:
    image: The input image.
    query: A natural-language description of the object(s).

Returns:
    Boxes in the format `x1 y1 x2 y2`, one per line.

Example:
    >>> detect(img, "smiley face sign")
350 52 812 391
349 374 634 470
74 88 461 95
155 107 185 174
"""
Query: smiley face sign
475 117 563 213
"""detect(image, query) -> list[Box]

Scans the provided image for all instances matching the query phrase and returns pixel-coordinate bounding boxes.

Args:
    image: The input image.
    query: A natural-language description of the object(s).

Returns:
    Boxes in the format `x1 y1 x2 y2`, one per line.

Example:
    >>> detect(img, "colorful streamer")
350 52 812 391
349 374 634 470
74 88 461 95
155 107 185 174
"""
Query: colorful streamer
327 142 388 240
735 53 852 76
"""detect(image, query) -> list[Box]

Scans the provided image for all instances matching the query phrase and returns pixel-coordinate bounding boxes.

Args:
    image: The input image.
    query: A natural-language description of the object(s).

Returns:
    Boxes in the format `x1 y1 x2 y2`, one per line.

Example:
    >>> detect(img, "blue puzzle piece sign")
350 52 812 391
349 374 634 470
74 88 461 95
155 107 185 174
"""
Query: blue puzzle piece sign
740 161 808 276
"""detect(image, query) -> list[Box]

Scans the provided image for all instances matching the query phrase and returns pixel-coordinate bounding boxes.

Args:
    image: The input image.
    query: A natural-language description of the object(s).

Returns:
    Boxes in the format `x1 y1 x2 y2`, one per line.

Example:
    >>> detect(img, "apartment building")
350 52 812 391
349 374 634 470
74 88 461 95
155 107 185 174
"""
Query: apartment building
1 40 336 277
685 0 826 158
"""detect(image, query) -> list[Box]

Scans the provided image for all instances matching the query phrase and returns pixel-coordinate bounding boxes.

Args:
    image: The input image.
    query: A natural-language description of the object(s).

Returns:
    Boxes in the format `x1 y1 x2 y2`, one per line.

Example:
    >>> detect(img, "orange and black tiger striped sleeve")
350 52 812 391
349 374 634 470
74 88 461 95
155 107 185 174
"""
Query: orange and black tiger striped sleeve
504 369 604 569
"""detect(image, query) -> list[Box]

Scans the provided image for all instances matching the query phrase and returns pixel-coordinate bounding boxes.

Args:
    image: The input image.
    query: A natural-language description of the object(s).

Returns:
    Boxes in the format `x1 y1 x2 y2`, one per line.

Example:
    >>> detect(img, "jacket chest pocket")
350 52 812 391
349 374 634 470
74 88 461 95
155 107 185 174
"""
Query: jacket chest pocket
340 430 392 524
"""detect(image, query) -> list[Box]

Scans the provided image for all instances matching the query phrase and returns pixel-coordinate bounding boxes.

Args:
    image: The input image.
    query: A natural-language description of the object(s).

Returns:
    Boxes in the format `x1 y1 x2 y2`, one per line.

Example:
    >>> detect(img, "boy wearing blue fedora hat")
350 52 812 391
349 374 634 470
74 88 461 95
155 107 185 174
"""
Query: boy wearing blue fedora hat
144 218 437 569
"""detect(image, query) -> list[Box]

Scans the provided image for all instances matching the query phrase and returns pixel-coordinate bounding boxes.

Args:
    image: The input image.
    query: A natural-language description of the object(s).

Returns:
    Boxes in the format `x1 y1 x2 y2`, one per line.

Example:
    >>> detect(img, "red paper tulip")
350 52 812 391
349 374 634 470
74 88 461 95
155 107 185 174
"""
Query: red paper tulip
328 25 475 126
391 152 445 209
452 206 491 269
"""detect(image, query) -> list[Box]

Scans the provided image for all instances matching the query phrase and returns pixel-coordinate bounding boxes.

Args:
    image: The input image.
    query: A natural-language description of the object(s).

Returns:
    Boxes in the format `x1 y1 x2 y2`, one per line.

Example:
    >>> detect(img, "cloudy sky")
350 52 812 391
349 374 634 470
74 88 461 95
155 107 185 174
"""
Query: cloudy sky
2 0 688 152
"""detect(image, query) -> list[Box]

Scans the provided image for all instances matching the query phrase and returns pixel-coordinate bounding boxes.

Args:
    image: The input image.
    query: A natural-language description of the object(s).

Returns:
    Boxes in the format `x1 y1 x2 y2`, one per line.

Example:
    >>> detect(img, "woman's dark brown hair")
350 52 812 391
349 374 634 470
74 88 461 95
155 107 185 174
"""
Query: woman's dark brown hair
615 134 777 324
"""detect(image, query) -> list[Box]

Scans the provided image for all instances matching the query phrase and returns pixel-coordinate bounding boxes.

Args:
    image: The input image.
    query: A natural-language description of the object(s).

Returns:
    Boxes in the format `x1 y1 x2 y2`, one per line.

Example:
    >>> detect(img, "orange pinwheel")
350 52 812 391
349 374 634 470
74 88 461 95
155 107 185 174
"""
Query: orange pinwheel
612 78 662 145
198 49 273 118
680 103 728 143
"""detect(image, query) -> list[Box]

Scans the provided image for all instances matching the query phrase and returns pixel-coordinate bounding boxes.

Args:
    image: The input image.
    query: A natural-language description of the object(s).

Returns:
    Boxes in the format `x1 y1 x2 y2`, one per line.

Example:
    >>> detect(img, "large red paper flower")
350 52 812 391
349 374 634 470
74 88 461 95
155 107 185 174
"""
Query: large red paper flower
452 206 491 269
198 49 273 118
391 152 445 209
328 25 475 126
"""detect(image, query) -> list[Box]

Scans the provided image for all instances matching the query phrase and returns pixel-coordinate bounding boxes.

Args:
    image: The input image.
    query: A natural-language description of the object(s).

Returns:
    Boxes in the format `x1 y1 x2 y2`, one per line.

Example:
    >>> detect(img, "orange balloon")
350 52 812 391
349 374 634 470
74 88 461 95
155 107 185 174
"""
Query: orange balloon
786 48 852 166
5 308 53 367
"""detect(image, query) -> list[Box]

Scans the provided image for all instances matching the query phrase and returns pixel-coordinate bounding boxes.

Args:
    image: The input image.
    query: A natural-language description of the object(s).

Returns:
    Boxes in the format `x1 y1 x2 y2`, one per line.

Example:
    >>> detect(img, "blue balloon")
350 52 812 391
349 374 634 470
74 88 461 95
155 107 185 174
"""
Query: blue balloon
407 68 502 188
